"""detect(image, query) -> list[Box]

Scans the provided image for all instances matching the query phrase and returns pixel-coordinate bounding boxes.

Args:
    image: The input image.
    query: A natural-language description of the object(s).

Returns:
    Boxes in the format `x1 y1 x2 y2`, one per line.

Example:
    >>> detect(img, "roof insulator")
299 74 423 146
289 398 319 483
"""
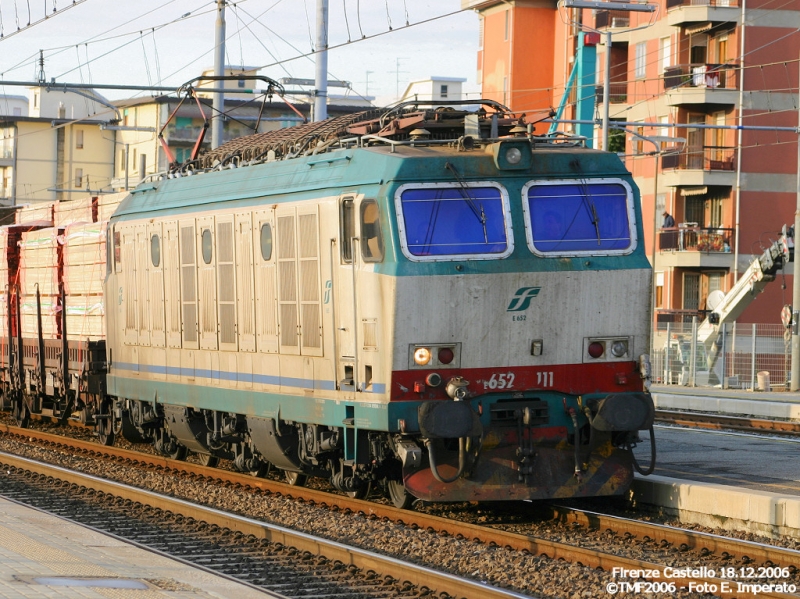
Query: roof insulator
409 128 431 140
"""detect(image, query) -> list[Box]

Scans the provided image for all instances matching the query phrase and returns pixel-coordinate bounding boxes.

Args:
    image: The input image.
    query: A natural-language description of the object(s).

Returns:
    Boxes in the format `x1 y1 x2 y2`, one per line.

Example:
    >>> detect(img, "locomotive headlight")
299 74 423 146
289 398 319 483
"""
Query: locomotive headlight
414 347 432 365
505 147 523 165
610 340 628 358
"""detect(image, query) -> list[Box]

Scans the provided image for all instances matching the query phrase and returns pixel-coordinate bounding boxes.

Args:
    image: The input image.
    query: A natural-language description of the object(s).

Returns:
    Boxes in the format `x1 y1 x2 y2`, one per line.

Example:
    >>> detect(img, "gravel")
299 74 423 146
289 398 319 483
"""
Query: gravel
3 416 795 598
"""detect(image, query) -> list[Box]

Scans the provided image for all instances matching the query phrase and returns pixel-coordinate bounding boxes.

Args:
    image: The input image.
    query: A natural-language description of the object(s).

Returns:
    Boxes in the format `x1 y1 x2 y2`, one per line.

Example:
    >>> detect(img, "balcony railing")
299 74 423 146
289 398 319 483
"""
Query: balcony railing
667 0 738 8
663 64 737 91
594 10 630 29
659 225 734 253
656 309 712 326
661 146 736 171
594 82 629 104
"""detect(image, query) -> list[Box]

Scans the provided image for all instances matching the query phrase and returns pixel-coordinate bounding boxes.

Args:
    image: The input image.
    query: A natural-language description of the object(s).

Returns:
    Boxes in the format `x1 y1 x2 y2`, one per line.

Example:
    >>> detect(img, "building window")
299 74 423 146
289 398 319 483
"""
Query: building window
75 129 84 149
634 125 644 155
504 9 510 41
655 272 664 308
119 150 125 174
635 42 647 79
660 37 672 73
658 115 670 151
33 93 38 108
75 168 83 188
478 18 484 48
657 193 666 217
440 84 448 99
238 78 245 88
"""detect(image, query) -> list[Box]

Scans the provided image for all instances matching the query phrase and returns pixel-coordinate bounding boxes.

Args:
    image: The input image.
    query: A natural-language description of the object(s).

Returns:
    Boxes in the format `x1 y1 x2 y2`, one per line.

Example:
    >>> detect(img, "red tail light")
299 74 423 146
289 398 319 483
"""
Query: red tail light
588 341 604 358
438 347 454 364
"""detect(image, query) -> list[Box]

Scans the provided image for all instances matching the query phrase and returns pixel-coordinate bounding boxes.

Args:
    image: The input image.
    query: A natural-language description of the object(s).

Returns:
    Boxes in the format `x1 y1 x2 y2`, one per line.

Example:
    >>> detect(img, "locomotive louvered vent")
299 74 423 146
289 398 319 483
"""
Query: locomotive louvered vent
237 222 255 339
180 225 197 343
299 213 321 350
277 215 298 348
217 221 236 345
258 259 277 337
167 231 181 336
137 233 149 335
490 400 549 425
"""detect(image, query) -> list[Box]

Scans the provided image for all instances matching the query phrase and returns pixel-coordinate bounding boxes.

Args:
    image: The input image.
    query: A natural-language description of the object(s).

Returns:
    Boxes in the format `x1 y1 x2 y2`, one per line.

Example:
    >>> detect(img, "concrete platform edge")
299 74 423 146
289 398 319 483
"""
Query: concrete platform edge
652 392 800 420
630 474 800 539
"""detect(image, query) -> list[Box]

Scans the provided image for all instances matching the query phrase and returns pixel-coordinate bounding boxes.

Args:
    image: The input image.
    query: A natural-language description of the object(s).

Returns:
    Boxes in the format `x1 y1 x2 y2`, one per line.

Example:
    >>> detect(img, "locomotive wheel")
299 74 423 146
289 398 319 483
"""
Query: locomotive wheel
167 445 188 461
11 398 29 429
347 482 371 500
198 453 219 468
249 462 271 478
387 480 414 509
284 471 308 486
96 421 115 447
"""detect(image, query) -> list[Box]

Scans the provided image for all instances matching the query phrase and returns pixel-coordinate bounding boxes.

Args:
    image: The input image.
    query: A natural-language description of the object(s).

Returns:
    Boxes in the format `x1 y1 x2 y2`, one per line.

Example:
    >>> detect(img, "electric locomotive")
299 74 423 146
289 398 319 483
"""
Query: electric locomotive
2 100 655 507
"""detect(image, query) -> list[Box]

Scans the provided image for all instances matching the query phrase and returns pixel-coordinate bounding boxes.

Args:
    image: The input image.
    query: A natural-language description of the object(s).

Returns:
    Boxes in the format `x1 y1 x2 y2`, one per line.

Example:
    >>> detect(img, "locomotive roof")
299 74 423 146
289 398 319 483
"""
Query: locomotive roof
115 100 631 219
165 100 598 174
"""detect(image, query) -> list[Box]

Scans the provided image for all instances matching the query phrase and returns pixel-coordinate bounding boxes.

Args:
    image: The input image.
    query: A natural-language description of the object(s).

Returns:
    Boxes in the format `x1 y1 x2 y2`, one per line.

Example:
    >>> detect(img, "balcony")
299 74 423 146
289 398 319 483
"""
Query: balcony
657 225 736 268
595 10 630 29
594 82 629 105
662 147 737 187
662 146 736 171
663 64 738 105
666 0 740 26
656 309 712 327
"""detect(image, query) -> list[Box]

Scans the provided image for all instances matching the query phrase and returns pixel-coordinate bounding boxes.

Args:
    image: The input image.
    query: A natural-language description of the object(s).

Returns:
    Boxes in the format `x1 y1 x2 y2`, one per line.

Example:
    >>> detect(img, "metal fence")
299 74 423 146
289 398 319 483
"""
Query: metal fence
652 320 790 390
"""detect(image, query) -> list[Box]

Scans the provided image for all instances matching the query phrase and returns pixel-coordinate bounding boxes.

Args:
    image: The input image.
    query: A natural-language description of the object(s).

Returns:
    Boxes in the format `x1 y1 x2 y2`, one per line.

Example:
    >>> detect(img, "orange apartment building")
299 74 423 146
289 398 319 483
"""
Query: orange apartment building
463 0 800 327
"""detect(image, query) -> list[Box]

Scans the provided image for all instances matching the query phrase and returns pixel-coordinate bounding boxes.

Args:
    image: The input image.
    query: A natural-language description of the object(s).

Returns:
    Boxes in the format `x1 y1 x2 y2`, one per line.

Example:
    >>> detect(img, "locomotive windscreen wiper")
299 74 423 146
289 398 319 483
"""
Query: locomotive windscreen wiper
578 177 601 246
445 162 488 243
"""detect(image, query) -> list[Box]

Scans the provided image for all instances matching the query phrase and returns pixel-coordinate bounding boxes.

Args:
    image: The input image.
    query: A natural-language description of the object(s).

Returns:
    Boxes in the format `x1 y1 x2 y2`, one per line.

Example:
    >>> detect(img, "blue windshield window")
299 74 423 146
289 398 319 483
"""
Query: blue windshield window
527 182 632 253
399 186 508 256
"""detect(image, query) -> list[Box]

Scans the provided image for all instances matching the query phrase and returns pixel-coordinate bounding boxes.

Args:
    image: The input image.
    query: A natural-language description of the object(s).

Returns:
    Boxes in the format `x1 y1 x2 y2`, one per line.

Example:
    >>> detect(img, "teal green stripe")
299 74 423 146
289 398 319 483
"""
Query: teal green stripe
108 374 392 431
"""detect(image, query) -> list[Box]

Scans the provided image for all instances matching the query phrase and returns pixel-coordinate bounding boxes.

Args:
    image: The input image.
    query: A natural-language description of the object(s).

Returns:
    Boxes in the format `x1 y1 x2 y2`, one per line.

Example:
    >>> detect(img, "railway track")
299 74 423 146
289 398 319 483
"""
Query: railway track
655 409 800 437
0 451 531 599
3 423 800 598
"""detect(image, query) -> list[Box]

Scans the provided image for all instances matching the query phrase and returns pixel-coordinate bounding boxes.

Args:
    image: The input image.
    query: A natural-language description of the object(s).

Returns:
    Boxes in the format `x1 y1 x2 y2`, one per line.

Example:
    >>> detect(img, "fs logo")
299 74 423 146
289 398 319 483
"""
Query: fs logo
506 287 541 312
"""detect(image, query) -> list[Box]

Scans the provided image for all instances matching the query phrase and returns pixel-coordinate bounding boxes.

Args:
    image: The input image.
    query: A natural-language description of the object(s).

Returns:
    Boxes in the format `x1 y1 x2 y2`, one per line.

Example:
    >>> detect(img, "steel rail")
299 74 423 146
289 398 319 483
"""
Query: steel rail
655 410 800 436
2 425 796 598
0 450 533 599
547 505 800 570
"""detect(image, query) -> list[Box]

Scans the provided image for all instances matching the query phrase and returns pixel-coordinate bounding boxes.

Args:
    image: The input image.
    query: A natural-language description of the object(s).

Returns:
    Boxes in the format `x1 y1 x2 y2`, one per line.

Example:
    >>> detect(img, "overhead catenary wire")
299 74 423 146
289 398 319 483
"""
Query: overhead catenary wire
0 0 86 41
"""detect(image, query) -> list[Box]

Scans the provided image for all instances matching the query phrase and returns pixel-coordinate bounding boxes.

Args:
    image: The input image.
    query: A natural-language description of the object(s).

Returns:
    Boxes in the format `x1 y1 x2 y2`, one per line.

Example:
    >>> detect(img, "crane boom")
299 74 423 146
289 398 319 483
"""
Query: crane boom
699 225 794 372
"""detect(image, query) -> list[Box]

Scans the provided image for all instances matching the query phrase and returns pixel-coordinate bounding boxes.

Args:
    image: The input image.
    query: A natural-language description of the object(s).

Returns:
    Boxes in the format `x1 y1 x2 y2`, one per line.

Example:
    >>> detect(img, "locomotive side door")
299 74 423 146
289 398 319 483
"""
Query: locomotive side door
333 194 358 393
253 209 279 354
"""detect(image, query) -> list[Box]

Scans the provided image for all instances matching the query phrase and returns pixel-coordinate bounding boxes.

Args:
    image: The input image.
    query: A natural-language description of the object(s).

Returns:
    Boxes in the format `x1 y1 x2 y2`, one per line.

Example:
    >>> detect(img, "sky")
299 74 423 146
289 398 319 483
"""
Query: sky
0 0 480 107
